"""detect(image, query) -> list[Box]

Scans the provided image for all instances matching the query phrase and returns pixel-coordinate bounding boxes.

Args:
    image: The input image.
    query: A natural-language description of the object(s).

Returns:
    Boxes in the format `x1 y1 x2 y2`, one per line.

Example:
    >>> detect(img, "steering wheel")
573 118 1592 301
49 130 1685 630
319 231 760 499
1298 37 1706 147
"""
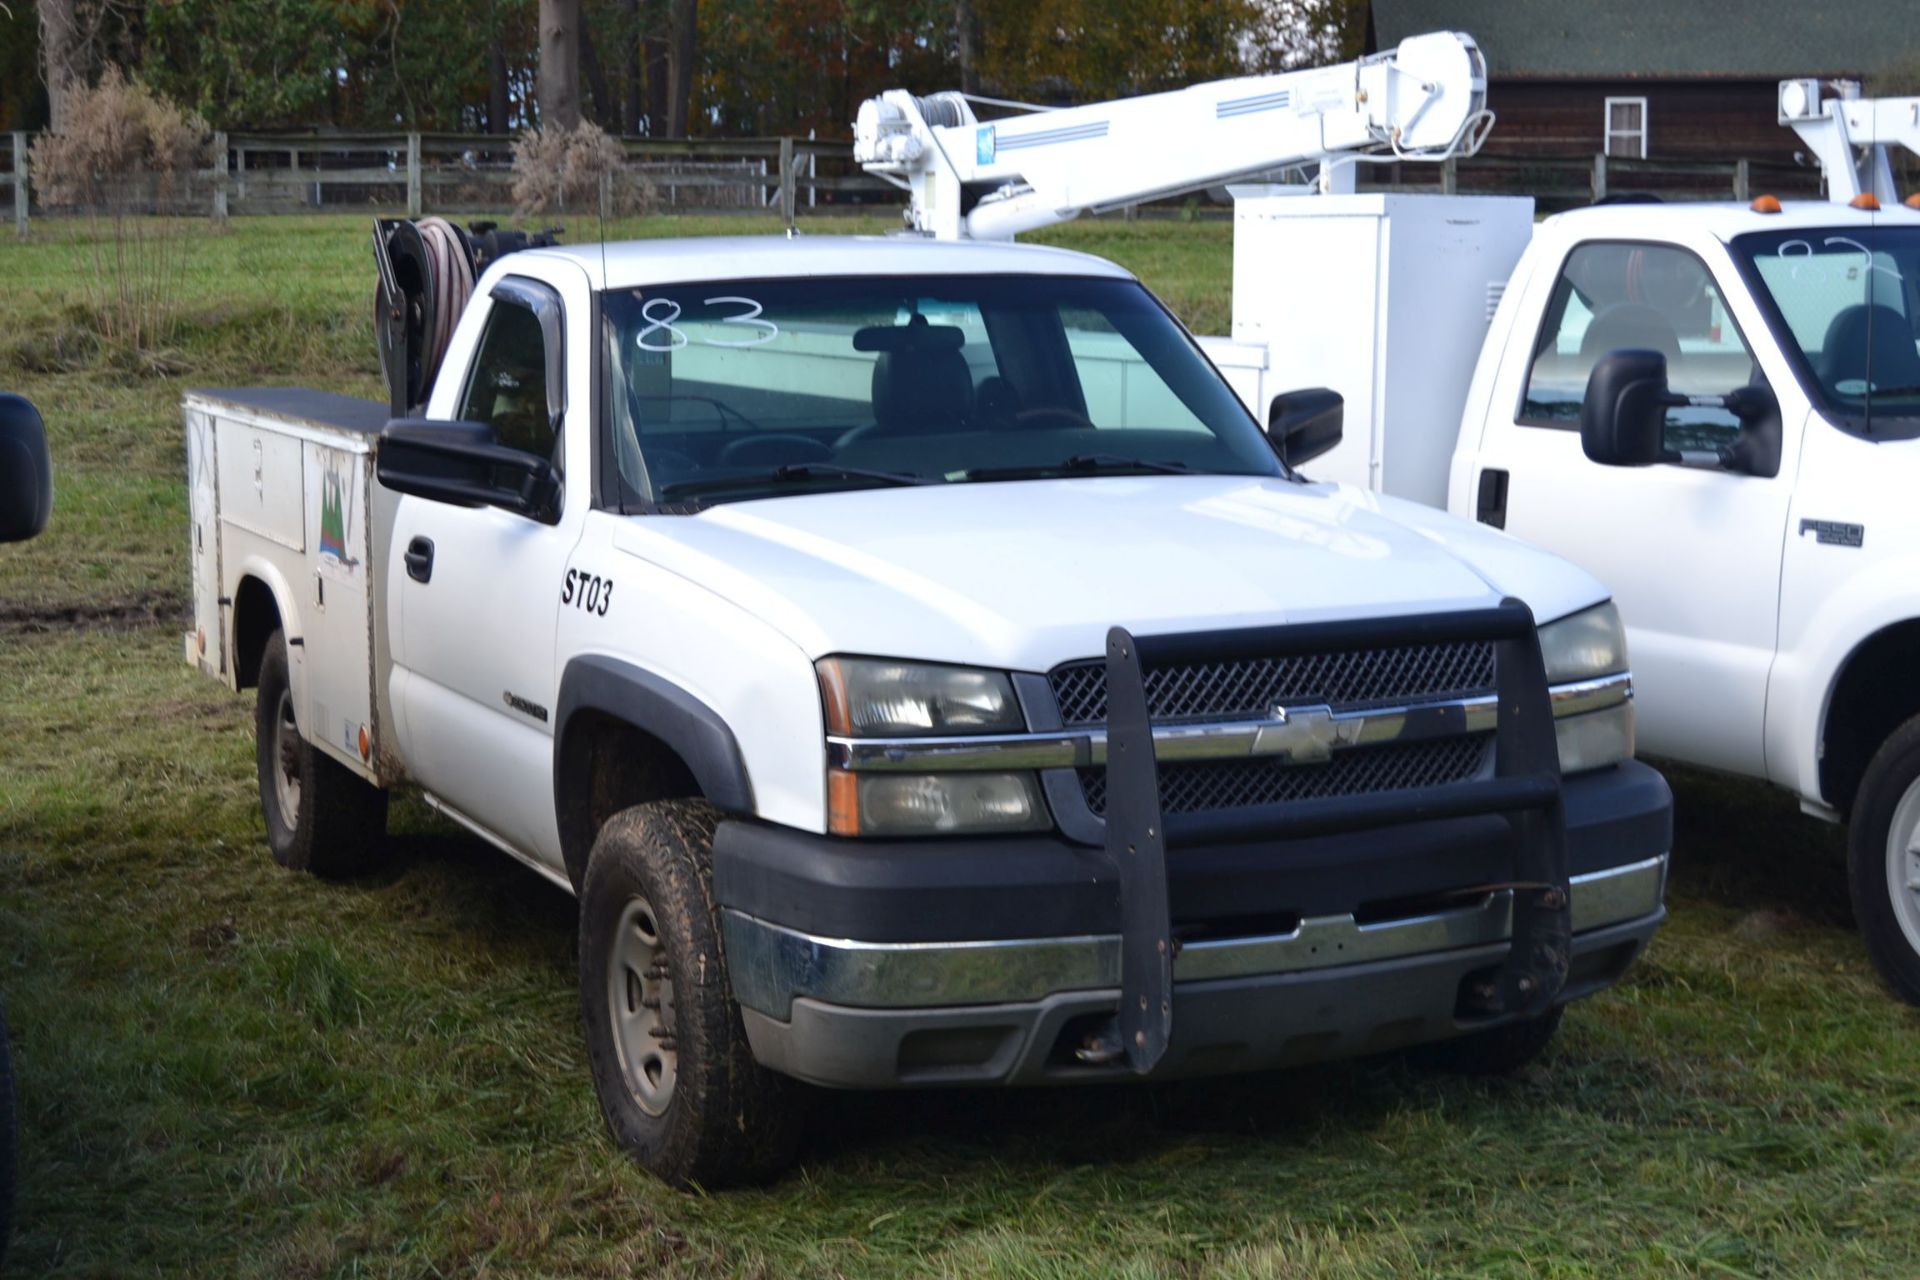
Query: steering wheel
1015 406 1098 431
718 433 834 467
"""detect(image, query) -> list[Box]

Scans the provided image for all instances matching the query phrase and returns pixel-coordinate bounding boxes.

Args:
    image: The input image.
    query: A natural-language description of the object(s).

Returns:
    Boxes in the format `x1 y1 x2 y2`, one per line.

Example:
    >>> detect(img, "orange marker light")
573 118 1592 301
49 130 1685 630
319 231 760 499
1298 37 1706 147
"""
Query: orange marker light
357 725 371 760
817 659 852 736
1749 194 1782 214
827 770 861 836
1906 193 1920 210
1849 192 1881 211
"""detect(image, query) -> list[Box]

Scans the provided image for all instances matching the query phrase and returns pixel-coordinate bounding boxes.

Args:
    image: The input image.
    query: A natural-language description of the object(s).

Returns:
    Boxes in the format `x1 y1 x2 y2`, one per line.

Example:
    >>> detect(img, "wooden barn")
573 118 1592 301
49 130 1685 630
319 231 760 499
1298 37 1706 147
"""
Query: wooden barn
1369 0 1917 167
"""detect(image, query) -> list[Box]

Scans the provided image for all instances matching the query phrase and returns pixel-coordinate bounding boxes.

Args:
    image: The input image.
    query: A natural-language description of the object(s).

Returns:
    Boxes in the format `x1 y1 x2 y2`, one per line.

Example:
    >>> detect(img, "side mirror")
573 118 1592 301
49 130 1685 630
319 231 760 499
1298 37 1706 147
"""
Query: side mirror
1580 350 1668 467
1267 387 1343 469
376 418 560 523
0 393 53 543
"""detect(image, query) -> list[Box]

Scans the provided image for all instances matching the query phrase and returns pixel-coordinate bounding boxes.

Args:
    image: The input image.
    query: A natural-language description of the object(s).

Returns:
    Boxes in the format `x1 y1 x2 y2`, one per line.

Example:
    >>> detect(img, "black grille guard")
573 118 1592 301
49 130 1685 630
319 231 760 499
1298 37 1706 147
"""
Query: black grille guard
1094 600 1571 1074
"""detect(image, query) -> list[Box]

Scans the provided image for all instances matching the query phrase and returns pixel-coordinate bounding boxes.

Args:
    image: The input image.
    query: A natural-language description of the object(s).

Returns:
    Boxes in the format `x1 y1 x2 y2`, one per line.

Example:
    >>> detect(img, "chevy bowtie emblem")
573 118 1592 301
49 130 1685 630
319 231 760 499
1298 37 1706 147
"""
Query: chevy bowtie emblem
1252 703 1354 764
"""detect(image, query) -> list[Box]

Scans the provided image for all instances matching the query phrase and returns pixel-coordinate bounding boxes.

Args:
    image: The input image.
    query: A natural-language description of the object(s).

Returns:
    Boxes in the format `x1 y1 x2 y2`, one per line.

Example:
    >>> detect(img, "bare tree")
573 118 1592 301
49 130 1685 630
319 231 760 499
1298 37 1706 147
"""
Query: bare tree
38 0 83 132
665 0 696 138
538 0 582 130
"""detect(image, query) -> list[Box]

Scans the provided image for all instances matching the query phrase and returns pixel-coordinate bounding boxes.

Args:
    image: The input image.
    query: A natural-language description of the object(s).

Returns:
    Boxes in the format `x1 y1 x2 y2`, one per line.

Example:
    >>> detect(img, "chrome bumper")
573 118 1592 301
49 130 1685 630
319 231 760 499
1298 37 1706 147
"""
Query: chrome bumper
725 853 1667 1019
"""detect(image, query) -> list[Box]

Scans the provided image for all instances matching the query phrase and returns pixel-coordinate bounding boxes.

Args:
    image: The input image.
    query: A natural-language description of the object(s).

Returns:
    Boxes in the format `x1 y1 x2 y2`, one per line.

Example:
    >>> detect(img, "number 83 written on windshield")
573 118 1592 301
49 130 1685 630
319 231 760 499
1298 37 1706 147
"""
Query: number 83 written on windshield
635 296 779 351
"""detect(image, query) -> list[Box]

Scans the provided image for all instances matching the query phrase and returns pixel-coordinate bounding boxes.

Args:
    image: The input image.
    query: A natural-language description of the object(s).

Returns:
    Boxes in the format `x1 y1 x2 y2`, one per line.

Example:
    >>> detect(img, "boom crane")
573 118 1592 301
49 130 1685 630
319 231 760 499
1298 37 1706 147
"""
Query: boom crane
854 31 1493 240
1777 78 1920 206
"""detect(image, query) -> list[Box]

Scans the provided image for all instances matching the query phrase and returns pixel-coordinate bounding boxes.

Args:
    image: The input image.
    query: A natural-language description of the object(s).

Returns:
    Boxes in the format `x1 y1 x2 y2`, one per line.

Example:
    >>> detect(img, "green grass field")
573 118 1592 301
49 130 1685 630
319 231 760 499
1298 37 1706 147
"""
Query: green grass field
2 213 1916 1278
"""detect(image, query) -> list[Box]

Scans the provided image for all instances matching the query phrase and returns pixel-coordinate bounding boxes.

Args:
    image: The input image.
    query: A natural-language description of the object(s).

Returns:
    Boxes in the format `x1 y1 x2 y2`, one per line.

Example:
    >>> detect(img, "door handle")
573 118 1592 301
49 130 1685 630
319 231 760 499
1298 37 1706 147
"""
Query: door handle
404 536 435 583
1475 468 1509 529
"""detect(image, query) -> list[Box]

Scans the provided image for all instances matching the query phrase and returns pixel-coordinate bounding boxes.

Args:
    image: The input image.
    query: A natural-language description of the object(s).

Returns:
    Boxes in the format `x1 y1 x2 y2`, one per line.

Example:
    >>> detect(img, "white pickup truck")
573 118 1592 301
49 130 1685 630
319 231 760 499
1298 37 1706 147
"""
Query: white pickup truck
184 225 1670 1186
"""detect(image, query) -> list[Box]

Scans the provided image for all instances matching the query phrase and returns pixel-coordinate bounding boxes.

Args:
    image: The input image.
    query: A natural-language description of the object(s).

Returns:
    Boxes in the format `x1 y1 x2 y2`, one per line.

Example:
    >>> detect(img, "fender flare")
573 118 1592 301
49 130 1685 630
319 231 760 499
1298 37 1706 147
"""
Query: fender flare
553 653 756 836
229 556 303 690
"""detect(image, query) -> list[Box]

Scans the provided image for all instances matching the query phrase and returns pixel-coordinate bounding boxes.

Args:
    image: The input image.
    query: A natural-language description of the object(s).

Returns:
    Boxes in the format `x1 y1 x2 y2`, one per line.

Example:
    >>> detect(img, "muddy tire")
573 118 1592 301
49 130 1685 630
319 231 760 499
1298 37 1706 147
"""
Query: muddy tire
579 799 804 1189
1412 1007 1563 1076
255 630 388 877
1848 715 1920 1006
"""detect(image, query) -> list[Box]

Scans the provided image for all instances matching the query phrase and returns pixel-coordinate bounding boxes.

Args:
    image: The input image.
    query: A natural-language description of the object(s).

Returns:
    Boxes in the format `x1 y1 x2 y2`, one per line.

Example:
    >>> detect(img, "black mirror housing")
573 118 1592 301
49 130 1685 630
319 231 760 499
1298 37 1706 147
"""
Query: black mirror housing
1580 350 1669 467
0 393 52 544
376 418 560 523
1267 387 1343 469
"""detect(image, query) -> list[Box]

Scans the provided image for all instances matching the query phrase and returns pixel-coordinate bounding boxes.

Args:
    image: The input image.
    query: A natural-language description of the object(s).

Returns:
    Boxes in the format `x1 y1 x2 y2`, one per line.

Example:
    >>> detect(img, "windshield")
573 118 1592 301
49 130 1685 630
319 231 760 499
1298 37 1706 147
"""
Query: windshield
1732 226 1920 436
599 274 1284 508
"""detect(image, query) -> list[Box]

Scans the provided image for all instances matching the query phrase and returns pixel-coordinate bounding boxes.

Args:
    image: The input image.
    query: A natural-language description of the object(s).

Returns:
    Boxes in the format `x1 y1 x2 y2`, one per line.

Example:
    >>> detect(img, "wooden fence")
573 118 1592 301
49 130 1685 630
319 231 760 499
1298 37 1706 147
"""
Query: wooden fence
1 129 1847 236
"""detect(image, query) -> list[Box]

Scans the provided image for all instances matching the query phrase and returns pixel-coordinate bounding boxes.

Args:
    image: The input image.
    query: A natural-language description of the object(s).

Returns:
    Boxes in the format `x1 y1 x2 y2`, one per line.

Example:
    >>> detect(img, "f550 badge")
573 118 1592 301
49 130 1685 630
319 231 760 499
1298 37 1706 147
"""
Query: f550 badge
563 568 614 616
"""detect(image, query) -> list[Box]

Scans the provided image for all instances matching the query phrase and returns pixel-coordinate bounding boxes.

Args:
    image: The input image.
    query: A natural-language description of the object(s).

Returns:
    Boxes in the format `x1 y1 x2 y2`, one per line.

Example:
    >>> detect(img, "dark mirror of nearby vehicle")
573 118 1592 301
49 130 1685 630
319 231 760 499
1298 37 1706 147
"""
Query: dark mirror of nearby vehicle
1580 349 1669 467
0 393 52 543
1267 387 1343 468
376 418 560 523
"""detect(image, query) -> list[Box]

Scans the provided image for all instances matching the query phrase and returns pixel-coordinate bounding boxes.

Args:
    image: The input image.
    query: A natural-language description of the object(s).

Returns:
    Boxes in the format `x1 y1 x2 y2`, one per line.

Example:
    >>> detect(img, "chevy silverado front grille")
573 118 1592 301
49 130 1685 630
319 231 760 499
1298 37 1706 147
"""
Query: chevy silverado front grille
1049 640 1497 727
1077 733 1493 816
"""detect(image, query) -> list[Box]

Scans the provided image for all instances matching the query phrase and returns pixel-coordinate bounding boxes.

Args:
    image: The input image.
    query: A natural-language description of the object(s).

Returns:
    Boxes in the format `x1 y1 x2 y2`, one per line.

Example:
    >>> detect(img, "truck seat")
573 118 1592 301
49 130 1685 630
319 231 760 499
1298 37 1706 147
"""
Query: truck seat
1818 303 1920 392
1579 304 1682 365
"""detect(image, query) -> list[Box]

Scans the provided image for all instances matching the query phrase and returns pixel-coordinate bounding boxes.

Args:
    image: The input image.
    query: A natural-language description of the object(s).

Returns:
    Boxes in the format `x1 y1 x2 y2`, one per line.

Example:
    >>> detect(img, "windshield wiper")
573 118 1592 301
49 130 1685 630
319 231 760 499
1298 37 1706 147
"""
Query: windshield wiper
658 463 929 500
962 453 1196 482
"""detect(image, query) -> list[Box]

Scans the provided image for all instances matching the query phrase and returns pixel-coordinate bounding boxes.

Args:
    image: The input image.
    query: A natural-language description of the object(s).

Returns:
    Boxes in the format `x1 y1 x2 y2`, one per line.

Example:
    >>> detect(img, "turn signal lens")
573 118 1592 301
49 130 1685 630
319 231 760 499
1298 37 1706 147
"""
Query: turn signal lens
1849 192 1881 211
1906 193 1920 209
1749 194 1782 214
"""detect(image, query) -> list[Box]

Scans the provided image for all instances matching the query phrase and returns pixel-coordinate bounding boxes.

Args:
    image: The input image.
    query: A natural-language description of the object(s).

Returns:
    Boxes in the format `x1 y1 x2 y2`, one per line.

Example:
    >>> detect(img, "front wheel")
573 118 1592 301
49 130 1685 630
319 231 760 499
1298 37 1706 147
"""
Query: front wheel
579 800 805 1188
1849 715 1920 1005
254 630 388 877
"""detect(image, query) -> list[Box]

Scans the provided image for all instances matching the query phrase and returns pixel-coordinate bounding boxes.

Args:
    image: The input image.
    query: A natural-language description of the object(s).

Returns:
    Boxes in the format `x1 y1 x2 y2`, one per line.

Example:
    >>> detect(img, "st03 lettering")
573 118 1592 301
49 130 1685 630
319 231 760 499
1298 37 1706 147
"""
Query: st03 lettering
562 569 614 617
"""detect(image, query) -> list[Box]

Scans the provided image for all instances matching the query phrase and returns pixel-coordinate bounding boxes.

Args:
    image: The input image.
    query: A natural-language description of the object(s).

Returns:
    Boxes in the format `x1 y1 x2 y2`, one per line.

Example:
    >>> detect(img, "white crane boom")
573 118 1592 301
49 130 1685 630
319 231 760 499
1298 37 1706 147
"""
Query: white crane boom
1777 78 1920 206
854 31 1492 240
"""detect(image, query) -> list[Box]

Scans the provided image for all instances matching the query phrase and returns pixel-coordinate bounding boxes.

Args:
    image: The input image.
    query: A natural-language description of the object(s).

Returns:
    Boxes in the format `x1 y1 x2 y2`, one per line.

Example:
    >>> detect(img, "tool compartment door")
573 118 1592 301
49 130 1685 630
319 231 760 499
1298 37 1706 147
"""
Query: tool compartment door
184 402 224 678
301 438 379 780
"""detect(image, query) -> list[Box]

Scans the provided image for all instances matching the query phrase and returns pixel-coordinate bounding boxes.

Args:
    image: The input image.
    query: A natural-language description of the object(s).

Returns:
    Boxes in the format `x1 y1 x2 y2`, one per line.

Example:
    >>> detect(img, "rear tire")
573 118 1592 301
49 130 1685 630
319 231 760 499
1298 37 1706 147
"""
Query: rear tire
255 630 388 877
579 799 804 1188
1848 715 1920 1005
1412 1007 1564 1076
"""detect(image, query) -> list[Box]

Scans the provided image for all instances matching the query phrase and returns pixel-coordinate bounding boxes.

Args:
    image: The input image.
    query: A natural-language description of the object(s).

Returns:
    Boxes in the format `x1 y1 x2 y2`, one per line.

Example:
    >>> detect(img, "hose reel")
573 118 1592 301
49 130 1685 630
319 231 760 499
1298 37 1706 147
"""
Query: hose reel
372 218 563 417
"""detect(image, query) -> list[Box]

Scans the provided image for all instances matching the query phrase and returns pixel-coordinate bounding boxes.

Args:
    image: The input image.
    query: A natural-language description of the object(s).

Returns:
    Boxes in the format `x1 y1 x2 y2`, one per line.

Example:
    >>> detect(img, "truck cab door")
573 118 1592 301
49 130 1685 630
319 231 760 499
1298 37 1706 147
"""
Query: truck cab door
1469 238 1800 777
389 278 582 865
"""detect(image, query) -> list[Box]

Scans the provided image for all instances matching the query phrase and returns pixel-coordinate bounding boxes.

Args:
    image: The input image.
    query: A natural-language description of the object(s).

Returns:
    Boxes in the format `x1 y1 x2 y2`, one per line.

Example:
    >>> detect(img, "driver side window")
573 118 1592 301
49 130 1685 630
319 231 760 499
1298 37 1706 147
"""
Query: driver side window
461 299 557 463
1522 242 1757 454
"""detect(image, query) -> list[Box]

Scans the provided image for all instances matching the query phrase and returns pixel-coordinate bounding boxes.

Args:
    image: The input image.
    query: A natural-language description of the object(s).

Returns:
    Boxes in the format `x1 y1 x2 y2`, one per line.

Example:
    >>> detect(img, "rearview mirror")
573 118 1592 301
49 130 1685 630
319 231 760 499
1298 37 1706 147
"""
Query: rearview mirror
0 393 52 543
376 418 560 523
1267 387 1343 469
1580 350 1668 467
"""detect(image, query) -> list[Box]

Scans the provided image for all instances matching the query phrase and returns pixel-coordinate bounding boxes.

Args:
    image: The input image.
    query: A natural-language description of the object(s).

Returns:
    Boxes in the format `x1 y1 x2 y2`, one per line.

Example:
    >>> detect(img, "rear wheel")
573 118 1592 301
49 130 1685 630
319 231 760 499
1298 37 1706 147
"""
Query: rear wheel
1849 715 1920 1005
579 799 804 1188
254 630 388 877
1413 1007 1563 1076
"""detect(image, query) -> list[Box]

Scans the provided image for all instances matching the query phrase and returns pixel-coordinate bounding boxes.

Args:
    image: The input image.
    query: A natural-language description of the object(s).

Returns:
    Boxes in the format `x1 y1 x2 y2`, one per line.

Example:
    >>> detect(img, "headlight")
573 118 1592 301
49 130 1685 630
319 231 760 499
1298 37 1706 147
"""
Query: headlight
1540 603 1634 773
818 657 1024 737
1538 602 1628 683
819 657 1046 835
834 771 1050 837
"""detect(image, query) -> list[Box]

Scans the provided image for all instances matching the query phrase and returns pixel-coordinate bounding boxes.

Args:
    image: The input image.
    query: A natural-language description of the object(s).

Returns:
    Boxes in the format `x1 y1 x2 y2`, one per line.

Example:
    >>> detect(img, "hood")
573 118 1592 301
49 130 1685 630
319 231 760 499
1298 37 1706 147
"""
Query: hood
611 475 1610 671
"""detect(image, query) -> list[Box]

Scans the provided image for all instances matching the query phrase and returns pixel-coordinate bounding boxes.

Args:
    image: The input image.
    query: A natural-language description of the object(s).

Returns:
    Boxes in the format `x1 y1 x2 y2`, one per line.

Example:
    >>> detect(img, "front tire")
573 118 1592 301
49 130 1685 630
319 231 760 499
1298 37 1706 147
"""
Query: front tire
254 630 388 877
579 800 804 1188
1849 715 1920 1005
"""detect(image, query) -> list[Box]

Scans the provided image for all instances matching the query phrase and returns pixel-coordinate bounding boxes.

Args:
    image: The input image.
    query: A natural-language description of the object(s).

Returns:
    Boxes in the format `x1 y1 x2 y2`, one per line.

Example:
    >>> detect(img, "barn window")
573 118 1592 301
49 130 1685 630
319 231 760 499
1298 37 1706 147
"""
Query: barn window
1604 97 1648 158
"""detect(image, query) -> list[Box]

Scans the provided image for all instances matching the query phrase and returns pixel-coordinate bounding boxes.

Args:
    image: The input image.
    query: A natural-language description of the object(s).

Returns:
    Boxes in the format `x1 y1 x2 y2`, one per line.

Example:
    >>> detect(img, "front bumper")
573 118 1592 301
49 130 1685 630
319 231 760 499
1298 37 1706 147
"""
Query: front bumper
716 761 1671 1088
